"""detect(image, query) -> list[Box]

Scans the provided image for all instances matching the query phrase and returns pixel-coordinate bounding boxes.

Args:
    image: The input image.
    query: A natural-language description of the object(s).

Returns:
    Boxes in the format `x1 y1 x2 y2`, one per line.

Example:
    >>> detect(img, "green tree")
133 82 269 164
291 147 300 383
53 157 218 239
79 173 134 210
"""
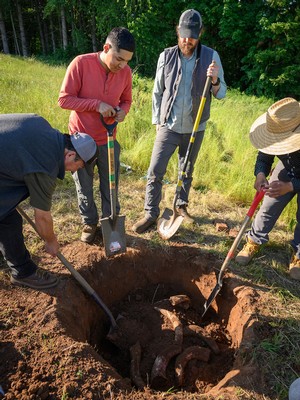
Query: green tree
217 0 300 98
242 0 300 99
1 0 299 99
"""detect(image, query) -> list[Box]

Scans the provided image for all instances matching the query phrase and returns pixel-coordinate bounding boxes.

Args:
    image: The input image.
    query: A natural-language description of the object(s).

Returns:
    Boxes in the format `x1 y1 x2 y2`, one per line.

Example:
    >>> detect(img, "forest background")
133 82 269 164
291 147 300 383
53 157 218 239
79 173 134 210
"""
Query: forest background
0 0 299 100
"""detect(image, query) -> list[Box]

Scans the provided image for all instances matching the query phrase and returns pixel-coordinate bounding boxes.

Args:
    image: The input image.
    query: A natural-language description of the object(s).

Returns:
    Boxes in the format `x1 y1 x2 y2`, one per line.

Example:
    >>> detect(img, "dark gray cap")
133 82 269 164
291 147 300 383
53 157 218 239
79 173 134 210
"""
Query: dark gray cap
70 132 97 164
178 9 202 39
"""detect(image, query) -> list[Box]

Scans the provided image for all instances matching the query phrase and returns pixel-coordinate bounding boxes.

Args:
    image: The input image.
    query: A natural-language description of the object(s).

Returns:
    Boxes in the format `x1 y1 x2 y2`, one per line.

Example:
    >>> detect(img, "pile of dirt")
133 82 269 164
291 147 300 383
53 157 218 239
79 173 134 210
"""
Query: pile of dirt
0 240 272 399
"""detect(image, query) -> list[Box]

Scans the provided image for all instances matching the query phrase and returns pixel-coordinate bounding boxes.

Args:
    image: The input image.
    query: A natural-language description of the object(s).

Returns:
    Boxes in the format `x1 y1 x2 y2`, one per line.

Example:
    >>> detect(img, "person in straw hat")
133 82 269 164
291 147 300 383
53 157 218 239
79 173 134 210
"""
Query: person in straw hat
235 97 300 280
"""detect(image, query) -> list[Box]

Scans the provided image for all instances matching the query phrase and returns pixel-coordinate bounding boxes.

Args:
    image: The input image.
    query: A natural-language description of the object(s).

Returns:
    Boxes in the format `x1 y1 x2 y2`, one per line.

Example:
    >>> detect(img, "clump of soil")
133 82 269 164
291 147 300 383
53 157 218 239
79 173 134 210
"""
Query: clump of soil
0 240 270 399
102 286 234 393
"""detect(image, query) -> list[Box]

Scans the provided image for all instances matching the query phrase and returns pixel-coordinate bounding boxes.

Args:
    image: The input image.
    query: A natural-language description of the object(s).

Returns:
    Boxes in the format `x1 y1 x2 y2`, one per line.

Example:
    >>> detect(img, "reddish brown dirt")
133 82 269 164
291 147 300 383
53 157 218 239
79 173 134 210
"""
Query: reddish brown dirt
0 238 272 399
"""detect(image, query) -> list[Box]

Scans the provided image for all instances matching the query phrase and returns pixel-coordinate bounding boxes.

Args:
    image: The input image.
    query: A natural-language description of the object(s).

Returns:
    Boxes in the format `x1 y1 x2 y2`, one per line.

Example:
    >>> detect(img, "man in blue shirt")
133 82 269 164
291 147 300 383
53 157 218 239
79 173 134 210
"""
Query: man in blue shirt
132 9 226 234
0 114 97 290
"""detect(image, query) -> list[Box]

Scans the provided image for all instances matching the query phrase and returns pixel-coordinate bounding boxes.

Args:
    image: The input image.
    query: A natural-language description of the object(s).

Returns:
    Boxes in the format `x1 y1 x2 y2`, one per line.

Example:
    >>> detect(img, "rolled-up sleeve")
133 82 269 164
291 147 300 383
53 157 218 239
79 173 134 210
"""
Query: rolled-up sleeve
254 152 274 177
212 50 226 99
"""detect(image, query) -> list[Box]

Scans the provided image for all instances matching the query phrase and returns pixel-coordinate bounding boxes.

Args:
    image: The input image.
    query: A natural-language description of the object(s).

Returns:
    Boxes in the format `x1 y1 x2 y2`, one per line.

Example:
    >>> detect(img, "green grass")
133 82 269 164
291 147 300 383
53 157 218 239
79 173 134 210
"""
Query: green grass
0 54 69 130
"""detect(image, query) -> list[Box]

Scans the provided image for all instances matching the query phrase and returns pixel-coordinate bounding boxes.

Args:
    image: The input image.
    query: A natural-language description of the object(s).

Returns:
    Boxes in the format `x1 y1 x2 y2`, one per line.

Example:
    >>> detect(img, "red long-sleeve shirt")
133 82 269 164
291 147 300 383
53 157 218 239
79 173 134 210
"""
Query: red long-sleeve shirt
58 52 132 145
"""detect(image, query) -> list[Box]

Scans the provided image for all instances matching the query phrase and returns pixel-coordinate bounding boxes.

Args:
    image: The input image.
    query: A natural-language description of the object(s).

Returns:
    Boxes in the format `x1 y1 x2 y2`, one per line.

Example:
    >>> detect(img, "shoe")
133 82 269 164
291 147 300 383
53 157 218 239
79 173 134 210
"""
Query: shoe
235 237 261 266
81 224 97 243
11 268 58 289
176 205 194 223
132 217 157 234
289 255 300 281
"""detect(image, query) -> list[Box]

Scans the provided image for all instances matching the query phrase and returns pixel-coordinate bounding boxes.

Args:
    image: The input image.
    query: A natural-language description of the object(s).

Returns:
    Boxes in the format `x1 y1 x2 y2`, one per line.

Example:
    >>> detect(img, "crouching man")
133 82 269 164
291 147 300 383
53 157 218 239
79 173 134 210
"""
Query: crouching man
0 114 98 290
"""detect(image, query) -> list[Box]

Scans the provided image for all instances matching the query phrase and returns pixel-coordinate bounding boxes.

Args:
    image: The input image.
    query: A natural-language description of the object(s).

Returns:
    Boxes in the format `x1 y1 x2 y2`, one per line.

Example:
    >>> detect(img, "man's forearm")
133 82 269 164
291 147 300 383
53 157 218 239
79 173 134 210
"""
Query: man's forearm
34 208 59 256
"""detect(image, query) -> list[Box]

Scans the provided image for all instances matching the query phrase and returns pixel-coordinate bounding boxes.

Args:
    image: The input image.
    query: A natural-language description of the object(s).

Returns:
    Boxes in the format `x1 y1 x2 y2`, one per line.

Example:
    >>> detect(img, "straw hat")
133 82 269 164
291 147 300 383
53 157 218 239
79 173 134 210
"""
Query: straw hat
249 97 300 155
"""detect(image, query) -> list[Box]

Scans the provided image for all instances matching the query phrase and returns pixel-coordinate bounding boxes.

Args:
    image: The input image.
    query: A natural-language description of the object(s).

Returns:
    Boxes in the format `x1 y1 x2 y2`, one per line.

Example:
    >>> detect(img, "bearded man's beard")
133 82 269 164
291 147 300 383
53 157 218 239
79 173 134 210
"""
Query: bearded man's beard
178 40 198 57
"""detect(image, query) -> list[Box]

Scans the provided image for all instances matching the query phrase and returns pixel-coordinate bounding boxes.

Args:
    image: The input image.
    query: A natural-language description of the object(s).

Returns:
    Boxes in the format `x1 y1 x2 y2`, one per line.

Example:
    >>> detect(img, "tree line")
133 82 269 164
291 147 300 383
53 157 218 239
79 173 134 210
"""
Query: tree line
0 0 299 100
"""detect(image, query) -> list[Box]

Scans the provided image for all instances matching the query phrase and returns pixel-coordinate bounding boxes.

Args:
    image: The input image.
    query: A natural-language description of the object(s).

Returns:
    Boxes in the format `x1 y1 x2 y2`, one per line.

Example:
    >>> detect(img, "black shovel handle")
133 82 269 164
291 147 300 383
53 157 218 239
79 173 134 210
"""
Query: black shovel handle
99 113 118 135
16 206 118 329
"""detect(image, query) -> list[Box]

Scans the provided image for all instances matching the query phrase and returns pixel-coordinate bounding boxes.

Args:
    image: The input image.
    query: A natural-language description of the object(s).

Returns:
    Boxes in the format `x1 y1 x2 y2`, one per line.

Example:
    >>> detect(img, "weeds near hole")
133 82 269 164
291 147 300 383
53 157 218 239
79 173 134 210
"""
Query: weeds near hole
61 392 69 400
253 316 300 399
165 386 176 393
76 369 83 379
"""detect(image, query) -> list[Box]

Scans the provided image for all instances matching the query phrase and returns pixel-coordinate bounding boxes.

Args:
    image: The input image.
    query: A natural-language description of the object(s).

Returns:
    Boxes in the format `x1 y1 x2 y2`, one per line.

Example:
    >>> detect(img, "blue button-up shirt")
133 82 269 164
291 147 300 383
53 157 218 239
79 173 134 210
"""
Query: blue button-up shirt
152 48 226 133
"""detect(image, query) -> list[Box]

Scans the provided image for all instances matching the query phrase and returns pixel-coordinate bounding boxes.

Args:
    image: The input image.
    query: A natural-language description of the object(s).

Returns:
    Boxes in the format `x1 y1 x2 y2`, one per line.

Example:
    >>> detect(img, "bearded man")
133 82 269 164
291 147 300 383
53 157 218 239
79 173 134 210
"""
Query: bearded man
132 9 226 234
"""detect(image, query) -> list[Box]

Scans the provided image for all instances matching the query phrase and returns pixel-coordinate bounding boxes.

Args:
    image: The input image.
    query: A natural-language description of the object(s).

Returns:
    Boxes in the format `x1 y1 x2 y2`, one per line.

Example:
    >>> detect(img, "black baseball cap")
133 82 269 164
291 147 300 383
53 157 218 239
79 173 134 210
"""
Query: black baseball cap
178 9 202 39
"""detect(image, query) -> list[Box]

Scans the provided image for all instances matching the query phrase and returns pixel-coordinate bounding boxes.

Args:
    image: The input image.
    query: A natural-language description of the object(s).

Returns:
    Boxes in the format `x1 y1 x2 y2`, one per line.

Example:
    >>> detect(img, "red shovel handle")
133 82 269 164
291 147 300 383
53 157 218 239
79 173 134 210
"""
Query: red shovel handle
247 190 265 218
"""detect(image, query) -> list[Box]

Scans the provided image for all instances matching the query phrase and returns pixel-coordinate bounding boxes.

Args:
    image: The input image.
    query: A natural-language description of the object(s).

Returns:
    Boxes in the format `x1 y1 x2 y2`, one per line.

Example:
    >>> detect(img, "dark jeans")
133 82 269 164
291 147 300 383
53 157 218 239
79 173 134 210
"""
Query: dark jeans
144 126 205 219
247 161 300 257
0 209 37 278
72 141 121 224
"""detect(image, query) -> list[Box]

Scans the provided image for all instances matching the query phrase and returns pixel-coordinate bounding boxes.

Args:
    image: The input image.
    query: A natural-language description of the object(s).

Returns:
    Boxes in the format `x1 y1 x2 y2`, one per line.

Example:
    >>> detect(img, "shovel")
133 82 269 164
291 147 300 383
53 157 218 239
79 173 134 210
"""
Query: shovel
201 190 265 318
16 206 118 330
157 76 212 240
99 115 126 257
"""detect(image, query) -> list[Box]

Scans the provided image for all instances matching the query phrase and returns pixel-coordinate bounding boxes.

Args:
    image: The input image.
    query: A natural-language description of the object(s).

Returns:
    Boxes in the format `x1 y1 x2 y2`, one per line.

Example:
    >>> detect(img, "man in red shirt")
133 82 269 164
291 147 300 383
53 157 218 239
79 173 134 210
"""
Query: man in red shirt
58 27 135 243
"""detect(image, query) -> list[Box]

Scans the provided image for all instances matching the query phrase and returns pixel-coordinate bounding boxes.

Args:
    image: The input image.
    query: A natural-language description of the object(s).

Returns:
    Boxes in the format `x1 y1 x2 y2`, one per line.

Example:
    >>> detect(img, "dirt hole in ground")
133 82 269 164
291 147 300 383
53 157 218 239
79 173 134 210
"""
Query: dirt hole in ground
56 243 263 396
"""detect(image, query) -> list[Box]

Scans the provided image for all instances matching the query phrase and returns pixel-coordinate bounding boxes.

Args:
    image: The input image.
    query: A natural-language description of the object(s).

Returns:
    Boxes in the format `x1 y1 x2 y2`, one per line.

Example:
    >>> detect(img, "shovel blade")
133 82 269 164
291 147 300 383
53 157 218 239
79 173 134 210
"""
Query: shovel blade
157 208 184 240
101 215 126 257
201 282 223 318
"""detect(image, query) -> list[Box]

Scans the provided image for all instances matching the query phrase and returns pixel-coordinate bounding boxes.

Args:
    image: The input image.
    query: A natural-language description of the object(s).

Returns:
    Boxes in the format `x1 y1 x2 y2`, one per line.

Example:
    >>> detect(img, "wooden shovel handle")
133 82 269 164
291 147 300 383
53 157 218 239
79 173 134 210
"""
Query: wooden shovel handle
16 206 118 329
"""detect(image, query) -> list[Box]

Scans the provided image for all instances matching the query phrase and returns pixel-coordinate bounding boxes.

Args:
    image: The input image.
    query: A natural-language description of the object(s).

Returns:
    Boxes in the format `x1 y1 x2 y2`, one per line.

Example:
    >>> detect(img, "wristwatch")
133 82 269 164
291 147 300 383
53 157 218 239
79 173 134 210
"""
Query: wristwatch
211 77 220 86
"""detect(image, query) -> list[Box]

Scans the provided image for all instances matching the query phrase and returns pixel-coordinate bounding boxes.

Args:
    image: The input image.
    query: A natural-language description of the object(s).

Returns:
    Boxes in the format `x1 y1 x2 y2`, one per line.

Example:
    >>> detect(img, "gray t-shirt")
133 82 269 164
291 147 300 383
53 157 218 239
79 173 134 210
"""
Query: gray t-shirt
152 49 226 132
24 173 57 211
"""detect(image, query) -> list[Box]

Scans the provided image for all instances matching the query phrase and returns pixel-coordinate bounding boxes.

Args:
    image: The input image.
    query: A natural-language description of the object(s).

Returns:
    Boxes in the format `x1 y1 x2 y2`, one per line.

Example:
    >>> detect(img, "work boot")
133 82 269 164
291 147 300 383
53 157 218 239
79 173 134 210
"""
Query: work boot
81 224 97 243
11 268 58 290
235 237 261 266
289 254 300 281
176 205 194 223
132 217 157 234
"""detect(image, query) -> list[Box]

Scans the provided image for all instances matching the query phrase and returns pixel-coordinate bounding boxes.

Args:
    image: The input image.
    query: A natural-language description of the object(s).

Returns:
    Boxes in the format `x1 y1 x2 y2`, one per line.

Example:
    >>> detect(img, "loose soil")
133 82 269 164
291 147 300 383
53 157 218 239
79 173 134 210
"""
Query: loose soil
0 232 276 400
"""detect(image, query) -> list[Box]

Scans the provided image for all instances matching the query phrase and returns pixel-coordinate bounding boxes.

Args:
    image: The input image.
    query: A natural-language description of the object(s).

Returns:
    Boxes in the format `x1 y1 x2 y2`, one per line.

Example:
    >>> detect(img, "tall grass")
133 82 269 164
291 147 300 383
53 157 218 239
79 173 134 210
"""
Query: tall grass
0 54 69 130
0 54 295 224
197 92 273 201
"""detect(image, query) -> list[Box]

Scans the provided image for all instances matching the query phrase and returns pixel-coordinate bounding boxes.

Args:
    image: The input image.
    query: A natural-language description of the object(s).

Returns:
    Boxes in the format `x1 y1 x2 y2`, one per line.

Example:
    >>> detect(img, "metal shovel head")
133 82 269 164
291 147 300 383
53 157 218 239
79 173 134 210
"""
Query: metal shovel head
201 281 223 318
157 207 184 240
101 215 126 257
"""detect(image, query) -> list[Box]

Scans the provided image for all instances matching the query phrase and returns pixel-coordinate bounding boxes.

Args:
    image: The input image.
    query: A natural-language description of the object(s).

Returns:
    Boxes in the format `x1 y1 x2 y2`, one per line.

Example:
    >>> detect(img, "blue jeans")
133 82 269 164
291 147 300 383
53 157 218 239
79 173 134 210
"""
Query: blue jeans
0 209 37 278
144 126 205 219
247 161 300 257
72 141 121 224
